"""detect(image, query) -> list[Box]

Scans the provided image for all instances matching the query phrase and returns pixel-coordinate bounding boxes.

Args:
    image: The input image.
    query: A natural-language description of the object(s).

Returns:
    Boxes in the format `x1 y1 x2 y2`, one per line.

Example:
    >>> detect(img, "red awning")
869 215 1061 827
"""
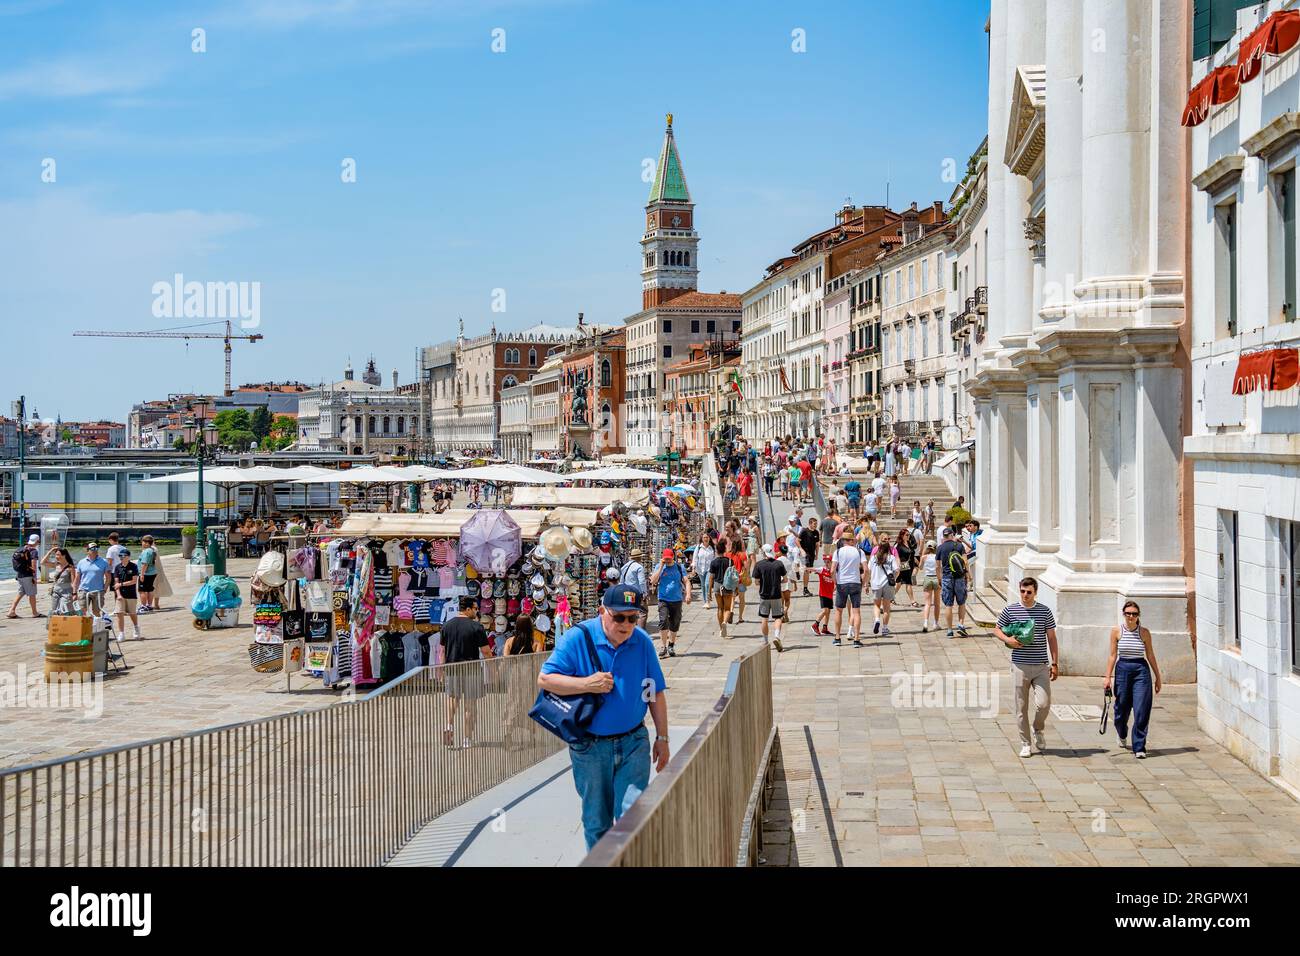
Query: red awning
1181 65 1240 127
1237 9 1300 84
1232 348 1300 395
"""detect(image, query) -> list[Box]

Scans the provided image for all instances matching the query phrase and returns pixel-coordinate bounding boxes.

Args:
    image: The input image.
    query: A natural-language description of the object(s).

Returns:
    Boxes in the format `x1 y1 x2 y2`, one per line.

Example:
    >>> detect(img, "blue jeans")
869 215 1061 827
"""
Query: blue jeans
1114 658 1153 753
700 569 713 602
569 724 650 850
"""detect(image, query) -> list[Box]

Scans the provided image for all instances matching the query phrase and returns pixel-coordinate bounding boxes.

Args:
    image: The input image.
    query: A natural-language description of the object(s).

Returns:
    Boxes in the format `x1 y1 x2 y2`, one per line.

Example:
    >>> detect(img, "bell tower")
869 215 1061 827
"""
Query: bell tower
641 113 699 310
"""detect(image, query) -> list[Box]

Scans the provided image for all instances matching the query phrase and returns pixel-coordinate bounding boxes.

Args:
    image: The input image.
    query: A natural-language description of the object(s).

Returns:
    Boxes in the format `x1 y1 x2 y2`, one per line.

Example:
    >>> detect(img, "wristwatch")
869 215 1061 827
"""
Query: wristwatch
655 734 669 743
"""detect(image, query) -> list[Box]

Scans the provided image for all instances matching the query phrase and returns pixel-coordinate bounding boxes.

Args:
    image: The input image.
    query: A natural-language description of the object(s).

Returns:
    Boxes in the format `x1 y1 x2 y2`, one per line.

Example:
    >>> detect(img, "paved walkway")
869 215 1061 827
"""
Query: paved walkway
0 554 342 769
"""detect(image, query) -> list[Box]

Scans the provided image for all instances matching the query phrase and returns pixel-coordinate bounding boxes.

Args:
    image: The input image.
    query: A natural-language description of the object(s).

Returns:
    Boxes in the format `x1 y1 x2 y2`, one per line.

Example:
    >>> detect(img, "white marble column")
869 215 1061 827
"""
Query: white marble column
1042 0 1083 328
1077 0 1151 325
1000 0 1046 353
984 0 1009 358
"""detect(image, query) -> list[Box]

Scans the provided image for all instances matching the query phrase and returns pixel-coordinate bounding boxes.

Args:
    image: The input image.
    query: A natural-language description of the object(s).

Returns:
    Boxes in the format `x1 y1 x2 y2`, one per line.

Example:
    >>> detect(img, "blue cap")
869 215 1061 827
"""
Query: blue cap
601 584 644 612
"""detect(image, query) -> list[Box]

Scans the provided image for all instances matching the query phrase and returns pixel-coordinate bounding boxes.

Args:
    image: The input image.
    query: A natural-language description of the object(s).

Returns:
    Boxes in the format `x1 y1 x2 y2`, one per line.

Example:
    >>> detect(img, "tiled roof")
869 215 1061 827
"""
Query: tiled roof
656 291 742 311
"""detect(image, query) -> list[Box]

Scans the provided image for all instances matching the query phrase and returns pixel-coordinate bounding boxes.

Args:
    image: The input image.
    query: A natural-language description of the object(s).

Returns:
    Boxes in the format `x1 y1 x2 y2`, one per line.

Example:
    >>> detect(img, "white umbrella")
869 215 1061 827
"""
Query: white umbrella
574 466 668 482
452 464 570 484
290 465 407 484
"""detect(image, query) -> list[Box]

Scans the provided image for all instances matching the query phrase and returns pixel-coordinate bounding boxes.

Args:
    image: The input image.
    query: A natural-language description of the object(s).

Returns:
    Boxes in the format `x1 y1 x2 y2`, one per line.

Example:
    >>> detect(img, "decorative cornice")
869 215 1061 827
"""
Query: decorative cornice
1191 153 1245 195
1005 65 1047 177
1035 325 1181 369
1243 112 1300 162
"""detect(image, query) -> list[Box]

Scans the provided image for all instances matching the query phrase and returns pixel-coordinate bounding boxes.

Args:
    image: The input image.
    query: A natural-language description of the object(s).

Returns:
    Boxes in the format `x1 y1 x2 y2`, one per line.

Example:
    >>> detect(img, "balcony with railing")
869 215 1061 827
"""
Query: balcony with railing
975 285 987 313
950 312 970 337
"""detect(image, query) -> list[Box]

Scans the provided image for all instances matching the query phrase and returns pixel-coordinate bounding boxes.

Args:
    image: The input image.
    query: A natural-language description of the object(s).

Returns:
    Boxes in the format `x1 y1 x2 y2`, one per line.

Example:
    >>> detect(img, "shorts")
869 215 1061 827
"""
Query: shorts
846 497 860 510
716 592 734 614
871 584 896 603
139 575 157 594
789 479 801 489
819 595 833 610
78 591 104 615
922 575 939 591
941 576 968 607
658 600 683 632
448 669 484 700
117 597 138 614
15 577 36 597
897 567 913 586
834 583 862 609
802 549 817 568
758 598 784 619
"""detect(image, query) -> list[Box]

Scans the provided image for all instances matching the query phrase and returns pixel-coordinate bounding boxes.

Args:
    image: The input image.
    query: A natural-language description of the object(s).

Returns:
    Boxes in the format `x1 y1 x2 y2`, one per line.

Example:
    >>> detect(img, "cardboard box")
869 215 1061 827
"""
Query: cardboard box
47 615 92 645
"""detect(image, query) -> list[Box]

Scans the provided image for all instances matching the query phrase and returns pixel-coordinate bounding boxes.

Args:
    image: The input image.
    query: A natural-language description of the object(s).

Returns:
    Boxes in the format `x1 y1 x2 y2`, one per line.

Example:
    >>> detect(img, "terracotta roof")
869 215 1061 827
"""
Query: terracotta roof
880 235 903 244
657 291 742 311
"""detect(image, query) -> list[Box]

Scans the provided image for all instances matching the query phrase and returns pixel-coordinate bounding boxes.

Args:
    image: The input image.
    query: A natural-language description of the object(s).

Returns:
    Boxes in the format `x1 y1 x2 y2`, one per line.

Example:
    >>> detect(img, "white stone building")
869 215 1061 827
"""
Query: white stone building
1185 0 1300 790
528 354 564 457
739 268 791 442
975 0 1193 681
878 204 951 441
296 360 423 458
499 382 532 463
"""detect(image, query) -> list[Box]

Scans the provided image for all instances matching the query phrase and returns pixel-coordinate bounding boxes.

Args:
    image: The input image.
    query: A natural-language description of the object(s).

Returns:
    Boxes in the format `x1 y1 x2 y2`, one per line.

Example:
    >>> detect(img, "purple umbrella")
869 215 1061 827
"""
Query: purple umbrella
460 509 523 575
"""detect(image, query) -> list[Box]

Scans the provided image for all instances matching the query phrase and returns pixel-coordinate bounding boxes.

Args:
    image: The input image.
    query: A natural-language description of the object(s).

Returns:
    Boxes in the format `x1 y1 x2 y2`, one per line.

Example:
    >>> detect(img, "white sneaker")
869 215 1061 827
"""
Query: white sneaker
1135 750 1146 759
461 738 472 750
1033 732 1046 752
1018 745 1032 758
1117 735 1128 750
133 630 142 641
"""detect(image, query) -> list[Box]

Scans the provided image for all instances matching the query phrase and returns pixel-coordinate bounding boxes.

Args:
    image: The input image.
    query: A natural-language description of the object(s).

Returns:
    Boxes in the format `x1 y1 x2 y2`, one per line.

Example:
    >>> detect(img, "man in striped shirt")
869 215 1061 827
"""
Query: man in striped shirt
994 577 1059 758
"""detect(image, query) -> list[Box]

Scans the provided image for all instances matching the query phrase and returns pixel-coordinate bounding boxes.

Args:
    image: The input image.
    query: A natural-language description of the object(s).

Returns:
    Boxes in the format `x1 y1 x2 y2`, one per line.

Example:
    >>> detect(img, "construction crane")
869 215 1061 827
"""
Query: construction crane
73 320 264 396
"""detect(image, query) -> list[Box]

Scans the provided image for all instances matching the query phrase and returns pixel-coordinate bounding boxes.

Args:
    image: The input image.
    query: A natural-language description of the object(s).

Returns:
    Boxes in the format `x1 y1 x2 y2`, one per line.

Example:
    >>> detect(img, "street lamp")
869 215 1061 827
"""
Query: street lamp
184 399 209 542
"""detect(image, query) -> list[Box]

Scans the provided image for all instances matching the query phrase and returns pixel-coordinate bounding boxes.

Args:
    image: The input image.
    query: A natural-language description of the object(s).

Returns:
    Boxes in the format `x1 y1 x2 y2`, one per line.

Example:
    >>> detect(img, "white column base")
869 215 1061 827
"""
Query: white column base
974 524 1026 592
1035 561 1194 681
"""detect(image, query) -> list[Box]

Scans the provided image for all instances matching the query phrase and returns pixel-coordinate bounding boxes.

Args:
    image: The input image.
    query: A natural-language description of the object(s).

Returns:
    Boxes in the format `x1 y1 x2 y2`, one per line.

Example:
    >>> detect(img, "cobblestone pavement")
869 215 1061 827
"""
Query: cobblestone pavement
656 587 1300 867
0 555 343 769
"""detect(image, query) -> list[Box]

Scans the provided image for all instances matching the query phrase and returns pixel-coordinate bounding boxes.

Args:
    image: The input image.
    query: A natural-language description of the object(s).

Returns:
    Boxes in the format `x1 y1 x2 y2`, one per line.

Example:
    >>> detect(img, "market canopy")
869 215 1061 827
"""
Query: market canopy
573 466 668 482
450 464 570 484
333 507 598 539
290 465 410 484
511 486 650 509
142 466 307 484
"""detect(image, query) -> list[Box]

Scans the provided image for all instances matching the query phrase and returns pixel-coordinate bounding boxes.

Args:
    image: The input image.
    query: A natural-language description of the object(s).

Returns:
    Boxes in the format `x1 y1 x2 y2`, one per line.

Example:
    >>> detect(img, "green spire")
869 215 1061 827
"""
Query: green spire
648 114 691 204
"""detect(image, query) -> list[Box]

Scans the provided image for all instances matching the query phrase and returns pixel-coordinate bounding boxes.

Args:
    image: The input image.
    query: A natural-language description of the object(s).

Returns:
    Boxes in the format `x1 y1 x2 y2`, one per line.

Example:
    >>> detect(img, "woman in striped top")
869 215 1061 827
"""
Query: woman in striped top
1103 600 1163 758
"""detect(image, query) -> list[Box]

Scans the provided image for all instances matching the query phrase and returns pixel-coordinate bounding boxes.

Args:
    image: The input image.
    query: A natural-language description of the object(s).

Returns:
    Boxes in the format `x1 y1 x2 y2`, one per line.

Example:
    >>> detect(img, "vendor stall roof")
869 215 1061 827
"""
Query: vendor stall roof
573 466 668 482
333 507 599 539
142 465 311 483
290 465 408 483
510 486 649 509
450 464 570 484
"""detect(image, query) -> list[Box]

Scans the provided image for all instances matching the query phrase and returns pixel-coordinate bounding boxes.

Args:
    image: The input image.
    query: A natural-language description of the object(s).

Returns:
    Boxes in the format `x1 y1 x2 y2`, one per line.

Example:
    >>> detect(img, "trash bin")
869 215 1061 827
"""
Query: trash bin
206 527 228 576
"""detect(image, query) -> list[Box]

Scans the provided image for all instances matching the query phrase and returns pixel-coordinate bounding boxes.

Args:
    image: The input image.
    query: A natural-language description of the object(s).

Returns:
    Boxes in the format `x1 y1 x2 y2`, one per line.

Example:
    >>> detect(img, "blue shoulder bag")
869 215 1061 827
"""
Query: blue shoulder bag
529 620 605 745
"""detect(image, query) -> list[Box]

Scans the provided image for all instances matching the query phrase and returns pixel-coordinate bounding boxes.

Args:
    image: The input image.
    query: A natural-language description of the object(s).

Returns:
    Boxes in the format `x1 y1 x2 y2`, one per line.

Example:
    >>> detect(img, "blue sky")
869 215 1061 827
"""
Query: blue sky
0 0 990 423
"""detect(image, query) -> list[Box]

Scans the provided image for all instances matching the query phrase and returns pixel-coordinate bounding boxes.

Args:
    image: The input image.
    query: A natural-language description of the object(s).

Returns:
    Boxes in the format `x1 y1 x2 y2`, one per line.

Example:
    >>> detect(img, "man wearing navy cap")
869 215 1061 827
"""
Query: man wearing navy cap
539 584 669 850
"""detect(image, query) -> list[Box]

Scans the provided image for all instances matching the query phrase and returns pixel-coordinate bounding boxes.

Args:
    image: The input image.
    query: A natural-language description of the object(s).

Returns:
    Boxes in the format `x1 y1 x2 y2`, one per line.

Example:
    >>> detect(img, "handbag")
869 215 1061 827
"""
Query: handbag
528 620 604 744
1099 685 1112 734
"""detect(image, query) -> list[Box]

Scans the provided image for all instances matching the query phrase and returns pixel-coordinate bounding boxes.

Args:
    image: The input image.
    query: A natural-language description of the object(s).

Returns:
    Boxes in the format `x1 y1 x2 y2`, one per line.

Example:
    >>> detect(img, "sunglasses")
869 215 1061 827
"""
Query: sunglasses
1019 587 1036 594
1123 610 1139 617
608 612 639 625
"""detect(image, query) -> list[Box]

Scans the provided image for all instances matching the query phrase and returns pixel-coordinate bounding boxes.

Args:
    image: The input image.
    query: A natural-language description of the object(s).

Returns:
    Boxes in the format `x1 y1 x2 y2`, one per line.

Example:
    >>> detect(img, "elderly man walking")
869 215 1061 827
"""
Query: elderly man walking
539 585 669 850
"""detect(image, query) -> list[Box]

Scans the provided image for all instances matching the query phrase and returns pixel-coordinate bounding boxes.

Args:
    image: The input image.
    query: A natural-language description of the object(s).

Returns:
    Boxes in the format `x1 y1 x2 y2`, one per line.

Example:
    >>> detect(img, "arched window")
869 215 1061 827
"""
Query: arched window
382 416 390 434
684 251 690 266
353 445 363 455
528 348 537 366
601 359 611 387
661 250 667 265
502 375 518 389
601 402 612 432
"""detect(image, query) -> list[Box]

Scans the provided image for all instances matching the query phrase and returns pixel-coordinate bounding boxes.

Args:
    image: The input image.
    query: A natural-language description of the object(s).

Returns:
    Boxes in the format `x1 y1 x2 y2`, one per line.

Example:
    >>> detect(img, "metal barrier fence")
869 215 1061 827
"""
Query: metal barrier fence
0 654 563 867
581 643 775 867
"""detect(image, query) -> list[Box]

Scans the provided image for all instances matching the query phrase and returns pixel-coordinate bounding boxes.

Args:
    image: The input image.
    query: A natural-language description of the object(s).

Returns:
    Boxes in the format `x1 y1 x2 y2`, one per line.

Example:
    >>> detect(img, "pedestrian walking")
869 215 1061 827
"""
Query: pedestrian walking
72 542 108 618
111 547 142 640
753 543 786 652
868 542 899 637
693 533 716 611
844 477 862 518
48 548 75 616
7 534 44 619
649 547 690 659
830 533 866 647
1104 600 1162 758
894 528 919 608
709 544 738 639
136 534 159 612
889 475 902 517
441 596 494 749
919 541 940 631
936 526 970 638
994 577 1059 758
777 541 796 621
799 516 820 596
538 584 668 850
812 557 835 636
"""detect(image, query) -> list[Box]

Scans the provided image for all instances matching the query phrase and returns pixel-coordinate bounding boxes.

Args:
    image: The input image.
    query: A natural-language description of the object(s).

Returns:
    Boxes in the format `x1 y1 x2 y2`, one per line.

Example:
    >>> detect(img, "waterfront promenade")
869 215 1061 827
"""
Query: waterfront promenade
5 540 1300 865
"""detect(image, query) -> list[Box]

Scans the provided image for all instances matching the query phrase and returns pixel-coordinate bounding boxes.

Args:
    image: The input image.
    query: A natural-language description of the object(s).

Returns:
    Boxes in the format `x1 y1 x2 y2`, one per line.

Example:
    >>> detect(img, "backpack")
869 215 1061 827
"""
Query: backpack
722 563 740 592
946 548 968 579
12 549 29 574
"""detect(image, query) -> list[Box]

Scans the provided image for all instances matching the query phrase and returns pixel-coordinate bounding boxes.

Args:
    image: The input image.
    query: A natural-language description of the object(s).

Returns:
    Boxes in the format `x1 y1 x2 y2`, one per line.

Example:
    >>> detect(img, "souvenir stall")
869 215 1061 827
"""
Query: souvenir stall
242 509 601 690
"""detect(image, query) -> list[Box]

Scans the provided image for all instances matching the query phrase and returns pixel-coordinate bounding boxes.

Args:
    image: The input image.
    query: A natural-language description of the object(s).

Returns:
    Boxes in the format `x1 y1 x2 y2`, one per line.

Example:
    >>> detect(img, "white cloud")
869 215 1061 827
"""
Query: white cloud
0 57 164 100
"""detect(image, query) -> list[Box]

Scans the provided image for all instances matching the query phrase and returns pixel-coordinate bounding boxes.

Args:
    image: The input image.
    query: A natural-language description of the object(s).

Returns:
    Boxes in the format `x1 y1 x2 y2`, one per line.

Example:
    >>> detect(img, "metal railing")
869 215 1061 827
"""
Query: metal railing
0 655 563 867
581 644 775 867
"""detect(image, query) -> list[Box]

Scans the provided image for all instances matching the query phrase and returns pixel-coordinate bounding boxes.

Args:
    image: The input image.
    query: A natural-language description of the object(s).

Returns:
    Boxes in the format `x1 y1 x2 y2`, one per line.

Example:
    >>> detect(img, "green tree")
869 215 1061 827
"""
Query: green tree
60 428 74 443
251 406 273 441
213 409 253 449
260 414 297 451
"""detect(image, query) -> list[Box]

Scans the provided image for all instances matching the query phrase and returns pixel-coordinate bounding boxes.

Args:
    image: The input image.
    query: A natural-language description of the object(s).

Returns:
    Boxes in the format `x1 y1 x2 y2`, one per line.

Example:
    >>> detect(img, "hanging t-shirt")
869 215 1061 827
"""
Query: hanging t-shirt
402 632 424 671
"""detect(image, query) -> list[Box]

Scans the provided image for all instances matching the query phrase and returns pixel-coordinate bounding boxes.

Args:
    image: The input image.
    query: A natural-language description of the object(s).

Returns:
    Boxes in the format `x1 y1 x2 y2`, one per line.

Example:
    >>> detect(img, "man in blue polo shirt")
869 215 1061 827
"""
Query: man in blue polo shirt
539 584 669 850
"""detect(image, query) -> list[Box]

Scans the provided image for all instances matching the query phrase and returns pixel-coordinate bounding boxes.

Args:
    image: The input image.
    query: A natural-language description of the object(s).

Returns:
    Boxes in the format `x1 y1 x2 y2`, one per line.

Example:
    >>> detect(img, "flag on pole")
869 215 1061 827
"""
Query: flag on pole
728 369 745 401
778 366 793 393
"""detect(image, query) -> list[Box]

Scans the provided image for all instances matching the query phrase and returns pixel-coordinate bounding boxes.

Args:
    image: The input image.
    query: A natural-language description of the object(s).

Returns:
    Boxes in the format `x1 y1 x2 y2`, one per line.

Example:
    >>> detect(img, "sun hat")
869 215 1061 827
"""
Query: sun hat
535 613 552 633
254 551 286 587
